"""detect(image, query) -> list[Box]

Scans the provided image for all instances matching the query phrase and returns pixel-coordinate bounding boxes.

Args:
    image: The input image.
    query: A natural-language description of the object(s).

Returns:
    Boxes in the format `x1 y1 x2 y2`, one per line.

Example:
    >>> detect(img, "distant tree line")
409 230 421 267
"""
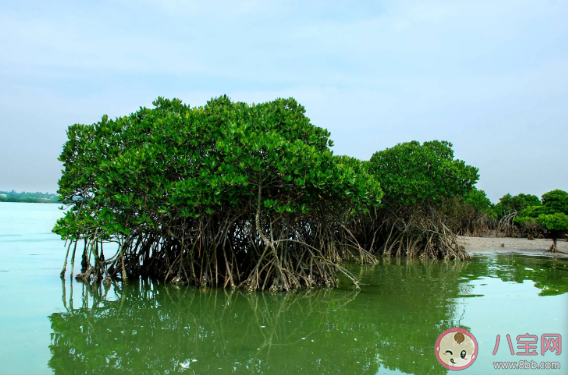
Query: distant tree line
503 190 568 251
0 190 59 203
440 188 568 251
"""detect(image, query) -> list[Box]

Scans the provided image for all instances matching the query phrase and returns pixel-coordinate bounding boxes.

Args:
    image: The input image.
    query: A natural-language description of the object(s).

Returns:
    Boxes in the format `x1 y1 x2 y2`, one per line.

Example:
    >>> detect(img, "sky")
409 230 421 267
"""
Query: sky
0 0 567 203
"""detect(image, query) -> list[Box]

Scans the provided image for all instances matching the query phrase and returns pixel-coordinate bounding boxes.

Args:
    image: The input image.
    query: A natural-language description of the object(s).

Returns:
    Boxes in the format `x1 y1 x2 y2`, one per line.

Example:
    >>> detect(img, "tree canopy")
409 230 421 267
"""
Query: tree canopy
514 189 568 250
343 141 477 259
541 189 568 215
54 96 382 290
464 187 494 216
495 193 541 217
366 140 479 208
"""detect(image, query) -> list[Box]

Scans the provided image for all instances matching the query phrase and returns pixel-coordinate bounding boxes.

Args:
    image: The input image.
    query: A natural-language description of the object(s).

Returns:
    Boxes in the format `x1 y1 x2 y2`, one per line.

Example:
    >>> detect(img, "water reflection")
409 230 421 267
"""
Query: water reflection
51 283 367 374
49 259 470 375
461 254 568 296
48 255 568 374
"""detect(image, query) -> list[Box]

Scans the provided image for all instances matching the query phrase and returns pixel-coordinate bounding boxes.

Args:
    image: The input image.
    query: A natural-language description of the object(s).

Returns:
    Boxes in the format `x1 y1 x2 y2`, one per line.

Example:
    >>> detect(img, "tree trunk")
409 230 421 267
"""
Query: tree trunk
550 237 557 252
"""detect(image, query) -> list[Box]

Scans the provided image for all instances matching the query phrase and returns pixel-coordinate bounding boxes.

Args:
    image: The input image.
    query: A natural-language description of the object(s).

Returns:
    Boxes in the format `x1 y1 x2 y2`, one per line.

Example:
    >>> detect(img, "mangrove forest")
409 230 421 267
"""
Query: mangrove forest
53 96 568 290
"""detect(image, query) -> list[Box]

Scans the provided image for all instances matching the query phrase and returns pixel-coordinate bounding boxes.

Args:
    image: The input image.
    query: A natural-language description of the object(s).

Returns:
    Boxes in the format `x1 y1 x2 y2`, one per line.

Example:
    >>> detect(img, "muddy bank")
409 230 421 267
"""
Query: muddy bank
458 236 568 258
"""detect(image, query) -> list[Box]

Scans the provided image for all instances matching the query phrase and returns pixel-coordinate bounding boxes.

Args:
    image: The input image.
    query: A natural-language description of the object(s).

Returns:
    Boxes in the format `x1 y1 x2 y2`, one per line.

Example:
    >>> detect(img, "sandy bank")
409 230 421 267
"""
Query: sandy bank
458 236 568 258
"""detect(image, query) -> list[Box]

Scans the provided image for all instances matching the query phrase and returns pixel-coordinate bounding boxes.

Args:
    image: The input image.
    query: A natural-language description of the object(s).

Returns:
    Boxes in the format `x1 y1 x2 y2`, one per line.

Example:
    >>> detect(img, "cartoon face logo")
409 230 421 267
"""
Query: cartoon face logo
435 328 478 370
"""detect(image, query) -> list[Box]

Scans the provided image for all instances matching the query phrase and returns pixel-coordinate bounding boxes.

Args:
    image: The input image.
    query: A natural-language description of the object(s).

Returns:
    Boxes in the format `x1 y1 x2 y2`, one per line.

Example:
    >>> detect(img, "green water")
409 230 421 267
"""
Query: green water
1 203 567 374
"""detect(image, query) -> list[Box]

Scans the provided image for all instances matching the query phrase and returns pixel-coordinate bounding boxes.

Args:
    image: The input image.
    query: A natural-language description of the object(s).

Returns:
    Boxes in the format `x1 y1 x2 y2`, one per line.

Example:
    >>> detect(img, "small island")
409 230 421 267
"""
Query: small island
52 96 568 290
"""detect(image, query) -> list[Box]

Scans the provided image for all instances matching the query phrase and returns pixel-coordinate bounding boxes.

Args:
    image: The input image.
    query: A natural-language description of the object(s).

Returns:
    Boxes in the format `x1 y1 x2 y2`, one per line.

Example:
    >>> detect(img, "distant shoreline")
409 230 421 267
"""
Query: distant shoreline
0 197 59 204
459 236 568 258
0 191 59 204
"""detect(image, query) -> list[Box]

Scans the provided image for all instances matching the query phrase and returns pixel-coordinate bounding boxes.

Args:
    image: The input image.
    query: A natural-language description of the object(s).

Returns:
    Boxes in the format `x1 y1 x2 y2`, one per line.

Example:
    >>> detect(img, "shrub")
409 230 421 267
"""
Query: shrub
464 188 494 215
367 140 478 208
353 140 478 259
536 213 568 251
442 187 496 236
514 190 568 249
494 193 541 218
541 190 568 215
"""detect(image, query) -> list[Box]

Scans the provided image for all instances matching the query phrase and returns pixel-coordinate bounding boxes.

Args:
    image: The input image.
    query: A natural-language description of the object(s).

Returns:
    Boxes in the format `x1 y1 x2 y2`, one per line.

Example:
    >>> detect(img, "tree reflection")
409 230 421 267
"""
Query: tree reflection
49 259 471 375
460 254 568 296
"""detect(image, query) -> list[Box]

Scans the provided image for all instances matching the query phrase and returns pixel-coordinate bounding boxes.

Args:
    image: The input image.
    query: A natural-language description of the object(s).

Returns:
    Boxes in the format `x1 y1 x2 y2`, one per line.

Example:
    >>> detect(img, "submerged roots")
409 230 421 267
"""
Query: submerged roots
346 205 470 262
381 220 468 260
60 206 469 290
60 213 367 291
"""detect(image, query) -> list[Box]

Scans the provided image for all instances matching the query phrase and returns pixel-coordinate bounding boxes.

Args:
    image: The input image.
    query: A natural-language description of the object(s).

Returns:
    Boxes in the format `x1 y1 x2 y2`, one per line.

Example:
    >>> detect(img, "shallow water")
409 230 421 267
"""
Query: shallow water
1 203 567 374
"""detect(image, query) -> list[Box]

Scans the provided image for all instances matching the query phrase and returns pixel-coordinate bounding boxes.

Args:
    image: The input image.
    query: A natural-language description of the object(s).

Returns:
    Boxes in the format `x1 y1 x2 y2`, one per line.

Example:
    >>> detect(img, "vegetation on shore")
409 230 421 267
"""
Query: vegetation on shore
444 187 568 251
52 95 566 289
343 140 478 260
0 190 59 203
513 190 568 251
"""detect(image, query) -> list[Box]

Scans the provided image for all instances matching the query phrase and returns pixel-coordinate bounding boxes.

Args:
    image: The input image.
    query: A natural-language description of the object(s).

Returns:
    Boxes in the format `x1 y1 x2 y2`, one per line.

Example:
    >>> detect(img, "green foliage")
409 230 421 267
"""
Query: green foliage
541 189 568 215
55 96 381 239
345 141 476 259
464 187 495 216
513 215 537 226
513 190 568 241
515 205 549 220
495 193 541 217
514 190 568 222
513 216 541 237
440 187 496 236
54 96 383 289
334 155 368 175
367 140 479 208
536 213 568 233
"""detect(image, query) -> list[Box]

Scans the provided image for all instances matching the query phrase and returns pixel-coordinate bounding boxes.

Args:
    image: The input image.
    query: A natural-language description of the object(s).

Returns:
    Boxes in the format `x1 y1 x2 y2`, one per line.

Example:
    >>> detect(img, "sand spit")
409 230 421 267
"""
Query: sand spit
458 236 568 258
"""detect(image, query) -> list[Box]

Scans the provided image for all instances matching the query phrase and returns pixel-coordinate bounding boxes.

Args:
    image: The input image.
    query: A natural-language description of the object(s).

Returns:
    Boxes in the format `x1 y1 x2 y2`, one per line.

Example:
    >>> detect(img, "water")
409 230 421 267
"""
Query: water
1 203 567 374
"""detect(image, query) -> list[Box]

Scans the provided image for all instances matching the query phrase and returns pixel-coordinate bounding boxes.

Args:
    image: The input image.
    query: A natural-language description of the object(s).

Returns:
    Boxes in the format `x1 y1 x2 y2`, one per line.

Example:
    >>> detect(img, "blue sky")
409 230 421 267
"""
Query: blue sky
1 0 567 202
